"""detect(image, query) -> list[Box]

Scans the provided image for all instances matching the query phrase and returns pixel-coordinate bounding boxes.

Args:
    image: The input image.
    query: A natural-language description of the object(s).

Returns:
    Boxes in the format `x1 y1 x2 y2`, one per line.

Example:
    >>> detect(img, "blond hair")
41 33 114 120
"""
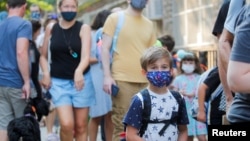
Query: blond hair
59 0 78 7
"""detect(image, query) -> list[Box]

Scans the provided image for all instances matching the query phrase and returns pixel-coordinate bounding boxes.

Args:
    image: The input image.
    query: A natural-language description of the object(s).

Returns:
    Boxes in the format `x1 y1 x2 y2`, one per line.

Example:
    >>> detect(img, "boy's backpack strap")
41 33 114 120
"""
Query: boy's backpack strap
170 90 182 105
139 88 151 137
110 11 125 58
170 90 183 120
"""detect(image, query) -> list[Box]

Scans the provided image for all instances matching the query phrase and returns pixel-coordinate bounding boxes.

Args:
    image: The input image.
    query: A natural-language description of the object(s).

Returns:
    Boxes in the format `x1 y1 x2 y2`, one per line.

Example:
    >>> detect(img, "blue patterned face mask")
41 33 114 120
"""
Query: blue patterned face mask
146 71 172 87
30 12 40 21
130 0 147 10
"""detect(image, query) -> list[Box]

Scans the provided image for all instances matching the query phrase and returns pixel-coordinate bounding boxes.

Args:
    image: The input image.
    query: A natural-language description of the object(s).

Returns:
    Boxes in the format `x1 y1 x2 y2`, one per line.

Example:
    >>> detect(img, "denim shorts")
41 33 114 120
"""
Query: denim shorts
49 72 95 108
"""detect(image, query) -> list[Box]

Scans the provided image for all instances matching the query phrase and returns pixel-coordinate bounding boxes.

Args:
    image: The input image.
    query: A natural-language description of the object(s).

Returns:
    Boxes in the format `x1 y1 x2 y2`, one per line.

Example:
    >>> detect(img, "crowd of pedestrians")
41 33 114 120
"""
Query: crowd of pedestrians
2 0 250 141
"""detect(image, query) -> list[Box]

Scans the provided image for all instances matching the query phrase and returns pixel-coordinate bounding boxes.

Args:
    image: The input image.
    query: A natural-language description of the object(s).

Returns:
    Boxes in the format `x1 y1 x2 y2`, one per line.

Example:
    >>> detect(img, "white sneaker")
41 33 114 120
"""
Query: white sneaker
47 133 60 141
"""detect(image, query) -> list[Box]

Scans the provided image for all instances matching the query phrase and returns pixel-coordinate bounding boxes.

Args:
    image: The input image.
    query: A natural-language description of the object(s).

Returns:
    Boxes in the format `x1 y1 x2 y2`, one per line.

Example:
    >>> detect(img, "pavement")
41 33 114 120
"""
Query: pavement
40 126 200 141
40 126 102 141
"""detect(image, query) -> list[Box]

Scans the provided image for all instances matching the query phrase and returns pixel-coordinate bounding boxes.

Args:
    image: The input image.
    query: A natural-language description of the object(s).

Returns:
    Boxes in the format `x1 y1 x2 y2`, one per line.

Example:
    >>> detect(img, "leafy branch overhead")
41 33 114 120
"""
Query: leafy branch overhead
0 0 56 12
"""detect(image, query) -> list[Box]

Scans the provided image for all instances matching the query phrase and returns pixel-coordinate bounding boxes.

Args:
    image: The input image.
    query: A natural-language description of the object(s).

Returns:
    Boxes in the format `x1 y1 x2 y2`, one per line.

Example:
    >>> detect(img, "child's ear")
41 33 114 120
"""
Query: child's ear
141 69 147 76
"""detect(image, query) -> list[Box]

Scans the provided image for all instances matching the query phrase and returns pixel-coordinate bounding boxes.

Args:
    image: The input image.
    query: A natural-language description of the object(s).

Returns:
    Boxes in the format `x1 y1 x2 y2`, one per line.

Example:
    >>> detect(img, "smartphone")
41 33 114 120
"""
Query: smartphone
111 84 119 97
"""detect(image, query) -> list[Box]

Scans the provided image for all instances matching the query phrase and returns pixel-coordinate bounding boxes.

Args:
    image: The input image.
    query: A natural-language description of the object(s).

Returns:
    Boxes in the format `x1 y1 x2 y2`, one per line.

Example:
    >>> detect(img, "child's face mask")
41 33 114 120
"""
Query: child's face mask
146 71 172 87
182 64 195 74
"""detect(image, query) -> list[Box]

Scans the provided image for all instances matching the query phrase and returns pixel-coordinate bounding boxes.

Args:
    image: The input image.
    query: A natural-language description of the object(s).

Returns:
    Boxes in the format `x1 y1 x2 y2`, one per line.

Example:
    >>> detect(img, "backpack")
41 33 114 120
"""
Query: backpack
138 89 183 137
95 11 125 64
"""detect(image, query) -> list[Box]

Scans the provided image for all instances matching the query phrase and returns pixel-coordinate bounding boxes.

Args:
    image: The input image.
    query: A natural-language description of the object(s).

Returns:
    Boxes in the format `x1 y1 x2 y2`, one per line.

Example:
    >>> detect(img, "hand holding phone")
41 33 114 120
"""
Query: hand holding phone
111 84 119 96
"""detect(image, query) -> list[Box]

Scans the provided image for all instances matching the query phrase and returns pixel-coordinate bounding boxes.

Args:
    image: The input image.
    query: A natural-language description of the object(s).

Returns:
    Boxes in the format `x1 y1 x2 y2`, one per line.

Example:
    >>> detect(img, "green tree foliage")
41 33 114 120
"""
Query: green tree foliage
0 0 55 12
0 0 6 11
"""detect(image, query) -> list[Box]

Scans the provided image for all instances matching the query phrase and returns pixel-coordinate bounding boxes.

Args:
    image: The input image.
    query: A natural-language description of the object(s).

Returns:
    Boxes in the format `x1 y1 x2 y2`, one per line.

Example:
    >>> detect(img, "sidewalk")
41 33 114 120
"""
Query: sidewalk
40 126 102 141
41 126 200 141
40 126 199 141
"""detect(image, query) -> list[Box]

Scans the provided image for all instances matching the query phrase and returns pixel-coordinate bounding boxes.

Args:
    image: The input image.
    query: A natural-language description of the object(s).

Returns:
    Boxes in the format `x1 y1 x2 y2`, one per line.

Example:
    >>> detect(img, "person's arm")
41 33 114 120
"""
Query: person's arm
17 37 31 99
101 33 116 94
126 125 143 141
101 33 112 77
177 125 188 141
197 83 208 123
218 28 234 110
123 95 144 140
218 0 246 111
36 33 44 53
89 57 98 65
228 61 250 93
74 24 92 91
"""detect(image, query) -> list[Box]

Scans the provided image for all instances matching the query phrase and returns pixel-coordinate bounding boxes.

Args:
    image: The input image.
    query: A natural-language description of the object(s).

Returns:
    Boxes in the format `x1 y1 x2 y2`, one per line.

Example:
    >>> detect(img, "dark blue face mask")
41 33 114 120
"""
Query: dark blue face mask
61 11 77 21
146 71 173 87
130 0 147 10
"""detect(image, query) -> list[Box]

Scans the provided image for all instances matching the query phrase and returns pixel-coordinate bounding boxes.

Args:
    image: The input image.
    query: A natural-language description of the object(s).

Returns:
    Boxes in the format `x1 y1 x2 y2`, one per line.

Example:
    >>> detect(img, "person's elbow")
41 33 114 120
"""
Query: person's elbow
198 83 208 96
17 49 28 61
16 51 24 59
218 29 234 50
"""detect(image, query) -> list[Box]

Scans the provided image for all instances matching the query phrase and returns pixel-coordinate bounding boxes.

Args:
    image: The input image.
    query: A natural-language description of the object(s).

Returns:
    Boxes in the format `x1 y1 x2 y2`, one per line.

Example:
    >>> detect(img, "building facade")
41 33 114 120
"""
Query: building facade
78 0 226 68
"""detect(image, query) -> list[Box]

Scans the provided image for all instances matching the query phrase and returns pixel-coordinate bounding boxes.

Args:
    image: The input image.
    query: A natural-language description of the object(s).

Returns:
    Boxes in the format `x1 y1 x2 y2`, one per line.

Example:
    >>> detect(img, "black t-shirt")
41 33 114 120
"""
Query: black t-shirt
212 1 230 36
204 67 220 101
203 67 225 124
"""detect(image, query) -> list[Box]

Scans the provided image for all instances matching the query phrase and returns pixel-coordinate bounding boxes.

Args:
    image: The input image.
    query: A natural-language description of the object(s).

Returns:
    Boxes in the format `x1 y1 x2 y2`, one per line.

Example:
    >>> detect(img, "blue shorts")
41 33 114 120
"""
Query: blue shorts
49 72 95 108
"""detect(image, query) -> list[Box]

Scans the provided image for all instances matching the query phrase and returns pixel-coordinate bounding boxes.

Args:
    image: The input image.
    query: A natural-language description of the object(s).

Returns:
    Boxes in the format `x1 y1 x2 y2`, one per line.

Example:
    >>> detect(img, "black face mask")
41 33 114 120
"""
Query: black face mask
61 11 77 21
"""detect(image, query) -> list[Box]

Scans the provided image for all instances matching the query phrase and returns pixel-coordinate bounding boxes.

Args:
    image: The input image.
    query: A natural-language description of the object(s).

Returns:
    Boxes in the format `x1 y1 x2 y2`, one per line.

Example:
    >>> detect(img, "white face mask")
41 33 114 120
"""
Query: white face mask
182 64 195 74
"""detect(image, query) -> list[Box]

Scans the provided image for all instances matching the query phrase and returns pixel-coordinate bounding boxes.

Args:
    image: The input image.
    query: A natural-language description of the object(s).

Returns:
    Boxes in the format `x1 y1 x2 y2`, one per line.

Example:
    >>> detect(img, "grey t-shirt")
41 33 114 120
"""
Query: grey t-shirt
224 0 246 34
227 5 250 123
